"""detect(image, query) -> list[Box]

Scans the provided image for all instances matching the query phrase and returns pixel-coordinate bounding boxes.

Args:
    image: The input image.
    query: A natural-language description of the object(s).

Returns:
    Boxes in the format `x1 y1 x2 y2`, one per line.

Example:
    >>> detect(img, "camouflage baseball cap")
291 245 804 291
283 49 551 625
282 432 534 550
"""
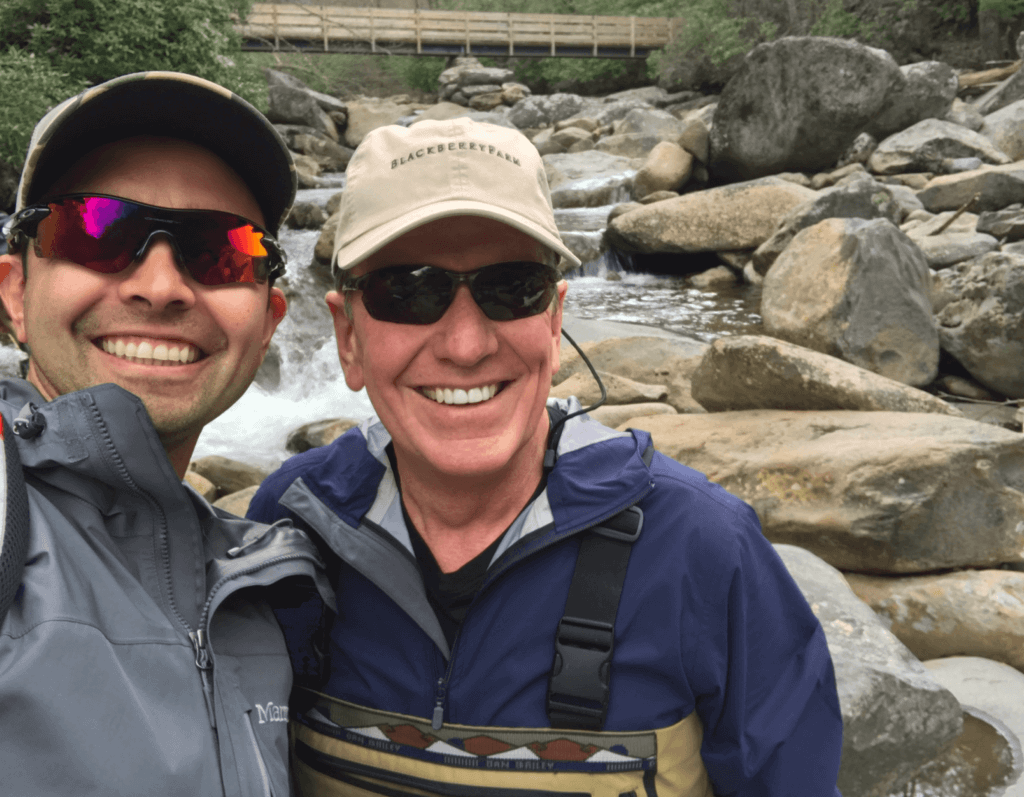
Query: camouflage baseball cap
16 71 296 233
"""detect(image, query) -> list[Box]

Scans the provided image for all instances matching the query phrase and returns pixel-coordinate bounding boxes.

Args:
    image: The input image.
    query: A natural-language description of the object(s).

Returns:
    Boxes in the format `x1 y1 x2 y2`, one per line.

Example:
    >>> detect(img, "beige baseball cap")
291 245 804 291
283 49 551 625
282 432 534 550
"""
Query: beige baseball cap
332 117 581 273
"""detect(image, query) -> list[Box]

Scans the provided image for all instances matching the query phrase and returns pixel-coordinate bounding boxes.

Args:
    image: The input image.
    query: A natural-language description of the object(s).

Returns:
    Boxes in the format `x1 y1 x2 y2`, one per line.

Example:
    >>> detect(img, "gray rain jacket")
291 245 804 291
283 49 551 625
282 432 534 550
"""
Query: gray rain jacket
0 379 333 796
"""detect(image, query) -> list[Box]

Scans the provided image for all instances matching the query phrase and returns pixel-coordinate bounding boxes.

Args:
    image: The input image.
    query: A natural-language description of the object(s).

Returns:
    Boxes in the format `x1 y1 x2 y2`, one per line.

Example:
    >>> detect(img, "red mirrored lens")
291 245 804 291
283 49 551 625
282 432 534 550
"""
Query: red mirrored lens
36 196 137 273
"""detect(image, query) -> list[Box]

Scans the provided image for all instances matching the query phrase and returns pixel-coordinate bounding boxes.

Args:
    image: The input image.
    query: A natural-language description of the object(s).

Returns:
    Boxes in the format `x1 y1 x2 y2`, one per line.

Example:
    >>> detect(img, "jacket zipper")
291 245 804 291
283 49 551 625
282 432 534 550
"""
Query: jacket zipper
189 629 217 729
426 485 652 730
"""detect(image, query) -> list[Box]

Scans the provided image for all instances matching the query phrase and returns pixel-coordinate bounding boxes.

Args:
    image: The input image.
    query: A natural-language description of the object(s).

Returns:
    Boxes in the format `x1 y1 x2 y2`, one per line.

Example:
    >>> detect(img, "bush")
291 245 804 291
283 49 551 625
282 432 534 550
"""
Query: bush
0 48 87 169
0 0 265 106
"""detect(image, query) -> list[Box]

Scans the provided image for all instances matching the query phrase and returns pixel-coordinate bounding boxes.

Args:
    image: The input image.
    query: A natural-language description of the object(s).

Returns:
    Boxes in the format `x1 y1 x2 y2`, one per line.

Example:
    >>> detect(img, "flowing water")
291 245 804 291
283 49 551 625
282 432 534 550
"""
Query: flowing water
191 177 763 467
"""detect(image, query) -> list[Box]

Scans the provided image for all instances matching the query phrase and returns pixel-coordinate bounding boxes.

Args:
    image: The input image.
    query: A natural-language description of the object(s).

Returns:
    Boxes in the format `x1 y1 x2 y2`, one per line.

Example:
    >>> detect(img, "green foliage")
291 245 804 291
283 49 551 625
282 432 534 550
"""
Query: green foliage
0 0 265 105
980 0 1024 19
0 48 86 168
381 56 448 94
809 0 863 37
930 0 973 23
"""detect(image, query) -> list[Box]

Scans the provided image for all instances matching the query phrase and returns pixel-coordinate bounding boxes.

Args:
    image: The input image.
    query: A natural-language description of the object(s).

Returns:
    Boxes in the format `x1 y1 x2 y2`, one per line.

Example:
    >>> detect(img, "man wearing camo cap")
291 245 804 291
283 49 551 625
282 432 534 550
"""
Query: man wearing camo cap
250 117 844 795
0 72 332 795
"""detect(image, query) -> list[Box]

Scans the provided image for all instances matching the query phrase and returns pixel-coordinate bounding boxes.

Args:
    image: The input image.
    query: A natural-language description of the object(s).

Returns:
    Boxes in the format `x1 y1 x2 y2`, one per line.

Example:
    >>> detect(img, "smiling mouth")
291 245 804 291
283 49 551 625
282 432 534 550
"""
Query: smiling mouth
421 383 502 405
96 337 203 366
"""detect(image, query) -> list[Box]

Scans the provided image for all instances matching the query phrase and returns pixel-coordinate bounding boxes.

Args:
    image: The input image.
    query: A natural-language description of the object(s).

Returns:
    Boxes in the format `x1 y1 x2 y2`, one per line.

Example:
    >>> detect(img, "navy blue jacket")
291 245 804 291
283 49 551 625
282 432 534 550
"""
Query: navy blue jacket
249 403 843 795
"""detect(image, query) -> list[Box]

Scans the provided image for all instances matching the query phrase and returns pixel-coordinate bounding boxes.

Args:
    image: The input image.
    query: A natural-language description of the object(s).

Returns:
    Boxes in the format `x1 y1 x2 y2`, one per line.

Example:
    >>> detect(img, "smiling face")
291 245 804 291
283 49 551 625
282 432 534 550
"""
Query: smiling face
327 216 566 483
0 137 286 471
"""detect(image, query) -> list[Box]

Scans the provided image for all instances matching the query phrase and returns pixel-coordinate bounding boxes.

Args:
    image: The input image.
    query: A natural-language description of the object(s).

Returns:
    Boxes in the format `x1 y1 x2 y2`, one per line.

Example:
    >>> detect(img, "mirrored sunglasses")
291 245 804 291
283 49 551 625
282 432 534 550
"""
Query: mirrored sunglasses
2 194 286 286
340 261 562 325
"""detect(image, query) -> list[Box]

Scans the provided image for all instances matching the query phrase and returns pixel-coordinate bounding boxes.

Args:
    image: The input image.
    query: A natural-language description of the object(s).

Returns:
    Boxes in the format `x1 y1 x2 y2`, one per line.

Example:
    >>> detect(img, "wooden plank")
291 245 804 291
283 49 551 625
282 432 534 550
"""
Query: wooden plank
958 60 1021 88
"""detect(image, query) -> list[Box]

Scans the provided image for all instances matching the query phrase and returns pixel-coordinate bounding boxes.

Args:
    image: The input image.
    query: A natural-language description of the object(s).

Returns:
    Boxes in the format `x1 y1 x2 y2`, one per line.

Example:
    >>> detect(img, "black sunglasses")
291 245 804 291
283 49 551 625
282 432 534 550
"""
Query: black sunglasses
3 194 286 286
340 261 562 325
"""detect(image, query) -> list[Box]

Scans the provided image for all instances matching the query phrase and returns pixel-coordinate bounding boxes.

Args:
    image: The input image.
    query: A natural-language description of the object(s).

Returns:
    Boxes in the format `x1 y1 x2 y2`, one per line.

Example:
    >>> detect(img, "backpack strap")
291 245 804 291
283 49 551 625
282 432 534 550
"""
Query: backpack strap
547 505 643 731
0 414 30 627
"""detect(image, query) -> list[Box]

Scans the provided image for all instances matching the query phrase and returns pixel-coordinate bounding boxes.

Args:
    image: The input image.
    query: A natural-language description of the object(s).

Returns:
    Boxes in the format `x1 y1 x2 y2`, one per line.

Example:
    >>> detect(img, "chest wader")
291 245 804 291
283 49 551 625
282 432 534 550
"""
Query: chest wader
289 507 713 797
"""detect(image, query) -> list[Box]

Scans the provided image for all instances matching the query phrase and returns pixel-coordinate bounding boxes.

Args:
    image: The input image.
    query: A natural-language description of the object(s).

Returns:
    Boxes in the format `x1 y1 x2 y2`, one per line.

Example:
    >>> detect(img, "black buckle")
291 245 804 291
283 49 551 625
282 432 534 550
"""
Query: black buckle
547 616 614 730
592 506 643 543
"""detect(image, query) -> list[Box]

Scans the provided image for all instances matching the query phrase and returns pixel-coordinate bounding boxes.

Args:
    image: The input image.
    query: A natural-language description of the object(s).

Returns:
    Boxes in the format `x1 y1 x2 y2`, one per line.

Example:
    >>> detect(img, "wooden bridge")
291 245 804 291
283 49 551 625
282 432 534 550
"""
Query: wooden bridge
235 3 681 58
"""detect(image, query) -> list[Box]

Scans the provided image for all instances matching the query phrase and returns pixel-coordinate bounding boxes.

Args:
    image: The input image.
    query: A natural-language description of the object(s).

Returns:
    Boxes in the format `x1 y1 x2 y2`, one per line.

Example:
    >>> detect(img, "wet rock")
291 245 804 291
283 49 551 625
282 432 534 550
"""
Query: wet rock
286 418 359 453
689 265 736 288
633 141 693 199
774 545 963 797
866 61 958 139
544 151 638 209
628 411 1024 573
608 176 815 254
979 98 1024 162
753 174 901 274
212 486 259 518
868 118 1011 175
710 37 903 180
184 470 218 502
189 456 269 497
314 211 339 264
254 341 281 391
916 161 1024 213
935 251 1024 397
559 231 604 266
615 107 684 144
344 97 417 148
0 344 27 380
607 202 642 223
286 201 327 230
588 402 676 428
595 133 660 159
847 570 1024 671
692 335 959 415
945 97 985 131
762 218 939 386
977 205 1024 240
550 370 667 406
267 85 338 141
913 232 999 269
638 190 677 204
508 93 589 129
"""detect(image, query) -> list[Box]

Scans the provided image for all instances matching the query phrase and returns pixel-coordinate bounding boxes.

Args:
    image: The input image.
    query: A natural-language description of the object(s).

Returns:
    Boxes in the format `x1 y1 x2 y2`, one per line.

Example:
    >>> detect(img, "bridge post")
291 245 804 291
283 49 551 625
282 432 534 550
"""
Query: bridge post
550 18 555 56
508 12 513 56
273 3 279 51
630 16 635 57
416 10 422 54
321 4 327 52
464 12 471 54
592 15 597 56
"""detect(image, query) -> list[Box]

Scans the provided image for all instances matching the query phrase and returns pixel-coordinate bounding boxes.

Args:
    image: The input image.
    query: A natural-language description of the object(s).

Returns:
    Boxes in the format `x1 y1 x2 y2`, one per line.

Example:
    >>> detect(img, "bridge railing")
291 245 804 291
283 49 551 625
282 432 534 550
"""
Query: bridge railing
237 3 681 57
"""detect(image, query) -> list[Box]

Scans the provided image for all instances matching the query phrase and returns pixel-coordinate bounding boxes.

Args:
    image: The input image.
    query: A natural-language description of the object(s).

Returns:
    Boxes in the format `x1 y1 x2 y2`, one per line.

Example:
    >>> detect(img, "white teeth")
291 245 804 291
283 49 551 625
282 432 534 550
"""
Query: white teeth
99 338 198 366
423 384 499 405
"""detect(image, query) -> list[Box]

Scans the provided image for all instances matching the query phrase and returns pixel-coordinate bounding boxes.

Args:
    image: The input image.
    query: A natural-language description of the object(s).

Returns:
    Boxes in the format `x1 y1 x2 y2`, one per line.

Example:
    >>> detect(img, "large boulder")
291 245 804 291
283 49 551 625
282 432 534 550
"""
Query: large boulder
709 37 904 181
507 93 590 129
935 251 1024 398
752 174 902 274
344 97 417 148
916 161 1024 213
549 370 667 406
632 141 693 199
267 85 338 141
625 411 1024 573
972 61 1024 116
911 231 999 269
978 98 1024 161
774 545 962 797
761 218 939 387
607 176 815 254
691 335 959 415
977 204 1024 241
847 570 1024 671
865 61 958 139
867 118 1012 175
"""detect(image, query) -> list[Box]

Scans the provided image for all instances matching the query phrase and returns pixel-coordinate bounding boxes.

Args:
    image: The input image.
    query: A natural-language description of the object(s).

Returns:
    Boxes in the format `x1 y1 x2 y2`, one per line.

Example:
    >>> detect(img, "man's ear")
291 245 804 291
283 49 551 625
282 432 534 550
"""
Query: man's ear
0 254 28 343
549 279 568 376
258 286 287 358
326 290 365 392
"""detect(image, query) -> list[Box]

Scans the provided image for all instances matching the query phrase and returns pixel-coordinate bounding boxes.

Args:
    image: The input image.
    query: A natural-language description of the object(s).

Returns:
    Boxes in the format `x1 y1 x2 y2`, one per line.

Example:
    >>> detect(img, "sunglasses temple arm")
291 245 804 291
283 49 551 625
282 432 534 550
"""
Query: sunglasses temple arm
543 328 607 474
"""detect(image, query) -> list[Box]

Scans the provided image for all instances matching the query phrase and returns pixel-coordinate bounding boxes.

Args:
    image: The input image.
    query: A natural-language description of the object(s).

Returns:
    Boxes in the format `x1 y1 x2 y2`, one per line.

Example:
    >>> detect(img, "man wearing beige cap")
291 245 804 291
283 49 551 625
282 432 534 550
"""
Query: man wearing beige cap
249 117 844 795
0 72 332 796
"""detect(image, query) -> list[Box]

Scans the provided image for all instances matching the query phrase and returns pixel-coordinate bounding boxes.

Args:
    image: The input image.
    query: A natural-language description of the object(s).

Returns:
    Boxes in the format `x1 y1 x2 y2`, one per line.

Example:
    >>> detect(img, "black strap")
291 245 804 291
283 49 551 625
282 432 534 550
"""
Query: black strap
0 414 30 627
547 505 643 730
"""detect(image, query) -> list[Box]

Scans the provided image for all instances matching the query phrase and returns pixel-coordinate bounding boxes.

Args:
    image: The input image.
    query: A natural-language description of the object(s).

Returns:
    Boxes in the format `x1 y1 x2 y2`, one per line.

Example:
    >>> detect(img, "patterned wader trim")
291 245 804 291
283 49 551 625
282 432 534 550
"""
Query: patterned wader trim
290 689 714 797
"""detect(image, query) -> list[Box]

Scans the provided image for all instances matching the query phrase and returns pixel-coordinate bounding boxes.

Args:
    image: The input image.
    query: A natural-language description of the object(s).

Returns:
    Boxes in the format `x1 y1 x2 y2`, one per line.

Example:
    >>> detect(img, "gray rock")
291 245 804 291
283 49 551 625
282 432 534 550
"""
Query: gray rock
594 133 660 159
692 335 959 415
710 37 904 181
267 85 338 141
615 107 684 143
507 93 589 129
774 545 962 797
588 402 676 429
550 370 667 406
286 418 359 453
762 218 939 386
868 118 1012 175
305 88 347 116
977 205 1024 241
603 86 669 105
559 231 605 266
588 99 655 128
212 486 258 518
936 251 1024 397
972 62 1024 115
866 60 958 139
689 265 736 288
916 162 1024 213
189 456 269 497
633 141 693 199
913 231 999 269
343 97 417 148
265 69 308 92
544 151 638 209
753 174 902 274
458 67 514 87
836 132 877 168
0 344 27 380
291 133 352 172
945 97 985 131
887 183 925 217
942 155 985 173
979 98 1024 161
286 201 327 230
461 83 503 98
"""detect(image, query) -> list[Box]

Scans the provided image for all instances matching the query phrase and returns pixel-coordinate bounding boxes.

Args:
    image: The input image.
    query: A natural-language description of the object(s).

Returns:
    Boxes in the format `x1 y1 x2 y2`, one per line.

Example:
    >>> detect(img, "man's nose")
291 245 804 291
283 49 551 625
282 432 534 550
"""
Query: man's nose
116 235 197 311
435 284 498 364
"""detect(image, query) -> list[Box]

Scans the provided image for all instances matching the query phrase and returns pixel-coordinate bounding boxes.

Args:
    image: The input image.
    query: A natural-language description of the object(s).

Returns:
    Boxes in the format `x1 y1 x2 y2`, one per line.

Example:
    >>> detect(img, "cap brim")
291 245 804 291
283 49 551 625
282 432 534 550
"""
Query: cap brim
333 200 582 273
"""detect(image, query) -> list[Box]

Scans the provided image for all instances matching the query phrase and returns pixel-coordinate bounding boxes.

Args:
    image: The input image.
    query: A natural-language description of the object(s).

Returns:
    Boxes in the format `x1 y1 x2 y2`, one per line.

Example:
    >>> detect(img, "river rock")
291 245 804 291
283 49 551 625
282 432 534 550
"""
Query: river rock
866 61 958 139
501 83 530 105
616 107 684 143
972 60 1024 115
550 370 667 406
916 161 1024 212
212 486 259 518
607 176 815 254
868 118 1012 175
588 402 676 428
977 205 1024 240
979 98 1024 162
559 231 604 265
847 570 1024 671
267 85 338 141
508 93 589 129
945 97 985 131
286 201 327 230
555 335 707 414
544 151 637 208
189 456 269 497
638 190 677 204
291 133 352 172
627 411 1024 573
314 210 340 263
752 174 902 274
762 218 939 386
936 251 1024 397
710 37 903 181
675 117 709 165
691 335 960 415
183 470 218 502
912 231 999 268
773 545 963 797
286 418 360 453
633 142 693 199
344 97 417 148
550 127 593 150
594 133 660 159
689 265 735 288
